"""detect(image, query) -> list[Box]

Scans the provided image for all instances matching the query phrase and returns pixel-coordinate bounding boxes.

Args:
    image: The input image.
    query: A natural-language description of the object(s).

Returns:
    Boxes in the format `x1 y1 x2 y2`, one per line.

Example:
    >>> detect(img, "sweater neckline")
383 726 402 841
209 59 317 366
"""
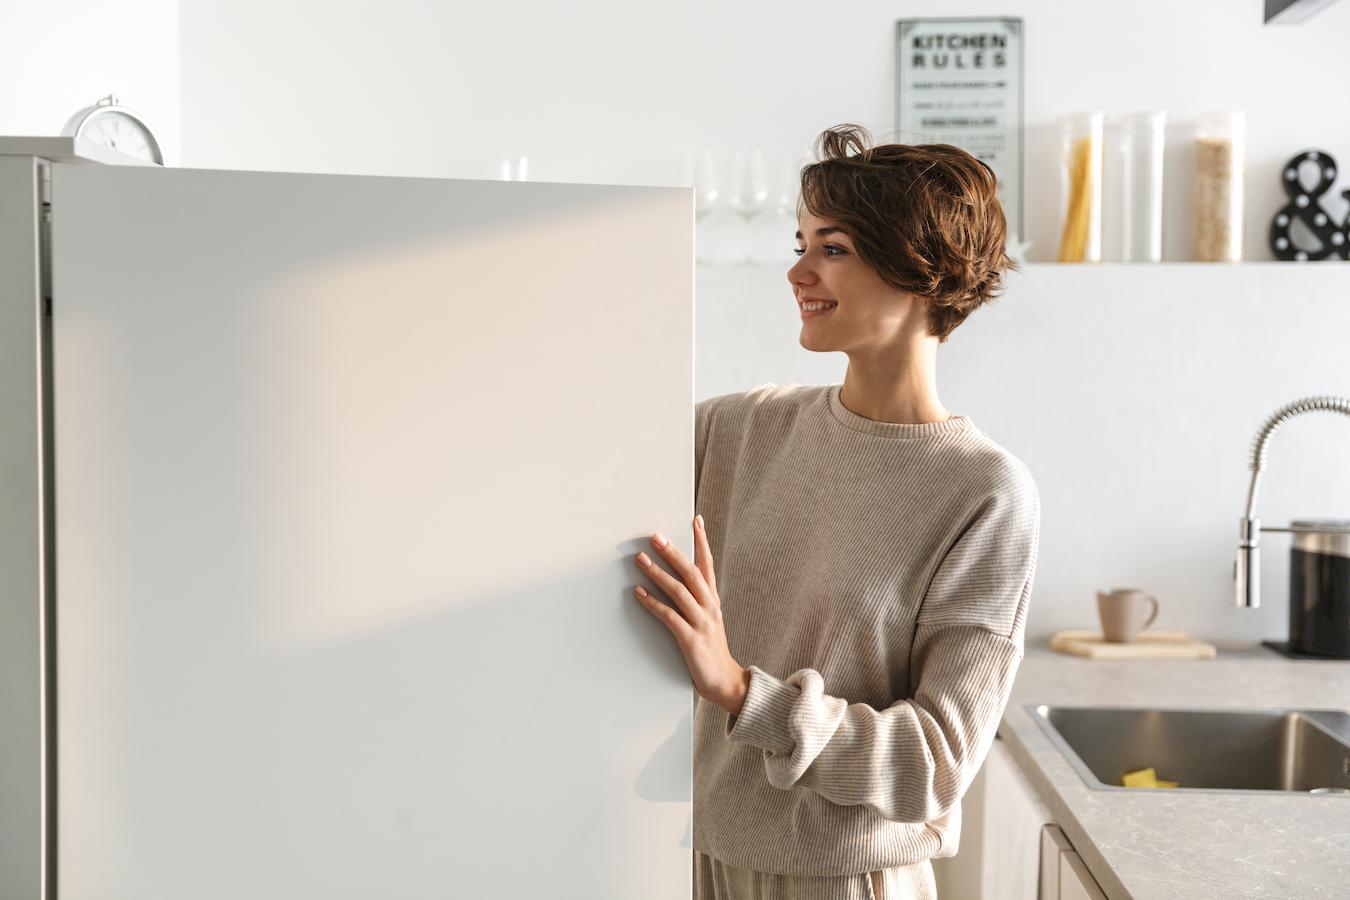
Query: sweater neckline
825 384 975 438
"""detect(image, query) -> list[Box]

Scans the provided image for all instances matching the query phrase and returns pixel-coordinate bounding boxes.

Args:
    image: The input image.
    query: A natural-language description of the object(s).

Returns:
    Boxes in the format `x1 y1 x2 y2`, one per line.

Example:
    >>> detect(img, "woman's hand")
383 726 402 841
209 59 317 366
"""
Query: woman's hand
633 515 749 716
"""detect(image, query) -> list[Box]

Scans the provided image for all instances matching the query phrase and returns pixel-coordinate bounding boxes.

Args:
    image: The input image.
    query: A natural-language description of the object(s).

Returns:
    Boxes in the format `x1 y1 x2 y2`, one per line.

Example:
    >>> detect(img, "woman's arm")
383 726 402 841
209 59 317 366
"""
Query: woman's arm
723 474 1040 824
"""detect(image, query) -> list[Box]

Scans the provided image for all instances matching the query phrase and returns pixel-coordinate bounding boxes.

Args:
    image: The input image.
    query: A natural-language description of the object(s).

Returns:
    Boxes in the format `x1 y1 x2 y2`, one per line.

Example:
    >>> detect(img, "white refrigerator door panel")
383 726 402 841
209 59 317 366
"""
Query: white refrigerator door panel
49 163 693 899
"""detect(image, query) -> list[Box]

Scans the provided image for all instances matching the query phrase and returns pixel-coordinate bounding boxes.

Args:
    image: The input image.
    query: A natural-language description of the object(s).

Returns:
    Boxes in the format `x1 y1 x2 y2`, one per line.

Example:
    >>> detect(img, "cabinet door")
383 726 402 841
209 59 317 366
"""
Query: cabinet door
933 736 1051 899
48 163 693 900
1060 849 1108 900
984 736 1053 898
1040 824 1070 900
1041 824 1107 900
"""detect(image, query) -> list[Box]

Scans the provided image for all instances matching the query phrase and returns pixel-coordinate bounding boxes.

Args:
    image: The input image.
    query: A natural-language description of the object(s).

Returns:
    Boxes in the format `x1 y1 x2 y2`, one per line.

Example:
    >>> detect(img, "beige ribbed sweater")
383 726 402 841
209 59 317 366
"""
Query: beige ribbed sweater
692 382 1040 877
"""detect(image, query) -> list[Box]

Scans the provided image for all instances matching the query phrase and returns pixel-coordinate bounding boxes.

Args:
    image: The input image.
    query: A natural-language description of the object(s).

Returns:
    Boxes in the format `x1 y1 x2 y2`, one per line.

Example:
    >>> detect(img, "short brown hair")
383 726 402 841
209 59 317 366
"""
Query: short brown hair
797 123 1017 342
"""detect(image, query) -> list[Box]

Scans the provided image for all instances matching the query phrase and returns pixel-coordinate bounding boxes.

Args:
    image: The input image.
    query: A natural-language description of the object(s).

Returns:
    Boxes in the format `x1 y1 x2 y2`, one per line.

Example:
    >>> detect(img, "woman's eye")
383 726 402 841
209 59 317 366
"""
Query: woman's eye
792 245 845 257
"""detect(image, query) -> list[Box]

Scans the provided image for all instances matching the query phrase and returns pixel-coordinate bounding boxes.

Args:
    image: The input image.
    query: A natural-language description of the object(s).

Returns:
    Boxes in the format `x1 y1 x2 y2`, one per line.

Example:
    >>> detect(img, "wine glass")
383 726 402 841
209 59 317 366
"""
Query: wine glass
498 155 529 181
681 150 722 265
725 150 771 265
764 153 804 265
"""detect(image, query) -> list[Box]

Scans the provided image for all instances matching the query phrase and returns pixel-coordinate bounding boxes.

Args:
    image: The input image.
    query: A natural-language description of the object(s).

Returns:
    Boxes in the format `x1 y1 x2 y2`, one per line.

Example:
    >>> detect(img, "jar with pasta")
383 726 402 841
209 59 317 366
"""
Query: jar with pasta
1193 110 1245 261
1057 112 1104 262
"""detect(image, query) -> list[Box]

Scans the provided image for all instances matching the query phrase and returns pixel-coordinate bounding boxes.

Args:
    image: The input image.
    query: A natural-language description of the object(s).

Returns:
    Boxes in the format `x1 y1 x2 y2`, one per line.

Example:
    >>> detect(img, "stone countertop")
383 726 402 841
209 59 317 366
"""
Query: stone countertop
998 642 1350 900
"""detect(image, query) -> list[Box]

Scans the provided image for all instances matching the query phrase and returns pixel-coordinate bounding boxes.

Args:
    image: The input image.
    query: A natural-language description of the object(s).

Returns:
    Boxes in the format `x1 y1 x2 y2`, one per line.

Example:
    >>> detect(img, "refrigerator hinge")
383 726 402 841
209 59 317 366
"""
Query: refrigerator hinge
39 161 52 314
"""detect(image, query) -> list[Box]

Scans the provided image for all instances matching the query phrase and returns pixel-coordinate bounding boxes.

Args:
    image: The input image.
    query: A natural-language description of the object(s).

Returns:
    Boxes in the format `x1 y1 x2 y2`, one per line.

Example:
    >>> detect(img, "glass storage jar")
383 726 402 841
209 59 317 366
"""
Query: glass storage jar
1103 111 1166 262
1193 110 1245 261
1057 111 1104 262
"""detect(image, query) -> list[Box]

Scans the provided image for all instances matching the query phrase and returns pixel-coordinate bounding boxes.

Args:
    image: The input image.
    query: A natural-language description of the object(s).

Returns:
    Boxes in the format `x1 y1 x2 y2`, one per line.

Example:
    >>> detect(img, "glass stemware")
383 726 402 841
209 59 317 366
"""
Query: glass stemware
681 150 723 265
498 155 529 181
763 153 804 266
726 150 771 265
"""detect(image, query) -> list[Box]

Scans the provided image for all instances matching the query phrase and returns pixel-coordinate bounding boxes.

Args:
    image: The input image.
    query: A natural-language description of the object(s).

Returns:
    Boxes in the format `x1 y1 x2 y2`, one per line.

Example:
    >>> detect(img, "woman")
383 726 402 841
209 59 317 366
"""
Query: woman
632 123 1041 900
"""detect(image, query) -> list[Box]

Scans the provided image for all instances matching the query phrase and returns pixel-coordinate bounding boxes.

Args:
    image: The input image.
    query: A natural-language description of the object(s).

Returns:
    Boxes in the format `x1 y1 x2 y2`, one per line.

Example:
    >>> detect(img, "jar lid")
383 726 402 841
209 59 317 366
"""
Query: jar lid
1291 519 1350 559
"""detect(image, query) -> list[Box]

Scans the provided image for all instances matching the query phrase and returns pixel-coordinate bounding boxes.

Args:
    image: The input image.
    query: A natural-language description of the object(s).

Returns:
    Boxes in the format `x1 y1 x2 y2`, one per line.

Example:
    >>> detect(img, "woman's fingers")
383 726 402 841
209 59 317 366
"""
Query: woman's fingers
647 531 710 603
693 515 718 599
636 550 702 623
632 518 721 633
633 585 692 640
632 520 739 705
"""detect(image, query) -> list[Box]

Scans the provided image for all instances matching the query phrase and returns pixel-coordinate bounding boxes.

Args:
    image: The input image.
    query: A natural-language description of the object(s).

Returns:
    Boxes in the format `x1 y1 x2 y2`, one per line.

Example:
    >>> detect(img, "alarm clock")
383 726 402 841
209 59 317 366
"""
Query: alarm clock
60 94 164 165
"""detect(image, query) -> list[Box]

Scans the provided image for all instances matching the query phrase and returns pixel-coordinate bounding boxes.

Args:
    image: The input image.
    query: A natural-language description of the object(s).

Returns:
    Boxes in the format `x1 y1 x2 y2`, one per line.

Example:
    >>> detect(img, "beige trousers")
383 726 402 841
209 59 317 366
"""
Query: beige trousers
694 850 937 900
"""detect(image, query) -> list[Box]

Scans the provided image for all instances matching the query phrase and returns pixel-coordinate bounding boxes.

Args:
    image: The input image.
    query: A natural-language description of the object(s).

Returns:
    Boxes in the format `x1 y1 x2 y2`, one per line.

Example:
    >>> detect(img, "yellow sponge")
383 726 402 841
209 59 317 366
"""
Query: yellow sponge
1121 767 1181 788
1122 767 1157 787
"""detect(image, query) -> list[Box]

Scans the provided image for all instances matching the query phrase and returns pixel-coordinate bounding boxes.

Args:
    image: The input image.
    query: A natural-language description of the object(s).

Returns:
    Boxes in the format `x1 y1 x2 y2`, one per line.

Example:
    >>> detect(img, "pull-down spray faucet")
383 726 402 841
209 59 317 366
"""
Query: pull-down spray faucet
1236 395 1350 608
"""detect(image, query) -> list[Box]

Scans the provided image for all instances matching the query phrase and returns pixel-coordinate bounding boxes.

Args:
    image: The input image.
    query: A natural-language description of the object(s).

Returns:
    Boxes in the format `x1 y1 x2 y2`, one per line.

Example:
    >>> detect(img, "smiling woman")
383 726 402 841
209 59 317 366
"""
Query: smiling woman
792 127 1016 346
631 122 1039 900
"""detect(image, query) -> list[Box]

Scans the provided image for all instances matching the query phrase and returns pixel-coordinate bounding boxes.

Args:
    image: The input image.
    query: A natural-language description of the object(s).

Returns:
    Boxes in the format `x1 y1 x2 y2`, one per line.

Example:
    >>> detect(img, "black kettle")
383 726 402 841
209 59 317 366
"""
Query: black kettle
1288 518 1350 658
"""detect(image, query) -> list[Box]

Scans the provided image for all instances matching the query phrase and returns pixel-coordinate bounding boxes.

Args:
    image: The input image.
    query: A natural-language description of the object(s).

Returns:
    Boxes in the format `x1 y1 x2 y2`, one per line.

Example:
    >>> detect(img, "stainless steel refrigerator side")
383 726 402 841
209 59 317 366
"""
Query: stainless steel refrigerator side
0 154 49 900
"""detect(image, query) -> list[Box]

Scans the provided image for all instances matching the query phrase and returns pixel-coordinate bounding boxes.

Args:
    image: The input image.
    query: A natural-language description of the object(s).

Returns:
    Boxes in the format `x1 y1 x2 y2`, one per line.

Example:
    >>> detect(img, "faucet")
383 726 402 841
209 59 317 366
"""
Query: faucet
1236 395 1350 608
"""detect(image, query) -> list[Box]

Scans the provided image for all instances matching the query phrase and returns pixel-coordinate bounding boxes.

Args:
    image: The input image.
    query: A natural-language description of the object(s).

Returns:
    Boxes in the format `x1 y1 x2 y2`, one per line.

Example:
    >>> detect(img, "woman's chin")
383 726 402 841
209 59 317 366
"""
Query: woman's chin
799 332 837 352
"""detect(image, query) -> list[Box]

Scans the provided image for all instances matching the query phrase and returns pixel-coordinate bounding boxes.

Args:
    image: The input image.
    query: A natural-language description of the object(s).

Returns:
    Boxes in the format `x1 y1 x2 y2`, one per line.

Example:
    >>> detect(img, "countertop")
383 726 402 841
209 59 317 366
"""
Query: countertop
998 642 1350 899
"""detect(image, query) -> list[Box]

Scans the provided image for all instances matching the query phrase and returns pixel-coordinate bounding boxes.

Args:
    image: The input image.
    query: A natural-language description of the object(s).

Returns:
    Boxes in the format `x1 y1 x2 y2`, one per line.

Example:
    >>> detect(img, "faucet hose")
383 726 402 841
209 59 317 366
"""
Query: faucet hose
1237 395 1350 608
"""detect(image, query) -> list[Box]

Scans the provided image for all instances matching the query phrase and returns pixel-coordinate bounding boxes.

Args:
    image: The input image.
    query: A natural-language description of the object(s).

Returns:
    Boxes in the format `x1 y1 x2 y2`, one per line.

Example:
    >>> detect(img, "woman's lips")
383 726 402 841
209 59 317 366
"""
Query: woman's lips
800 303 836 319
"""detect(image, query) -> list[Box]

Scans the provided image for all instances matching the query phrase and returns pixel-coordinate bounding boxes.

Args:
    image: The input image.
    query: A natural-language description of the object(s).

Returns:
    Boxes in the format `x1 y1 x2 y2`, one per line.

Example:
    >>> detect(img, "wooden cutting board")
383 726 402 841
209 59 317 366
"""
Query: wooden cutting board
1049 630 1217 659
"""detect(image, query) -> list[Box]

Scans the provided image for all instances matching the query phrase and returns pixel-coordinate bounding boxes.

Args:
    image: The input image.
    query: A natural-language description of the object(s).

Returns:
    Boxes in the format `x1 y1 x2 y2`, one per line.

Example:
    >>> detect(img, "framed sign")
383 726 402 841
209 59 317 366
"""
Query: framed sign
895 17 1024 241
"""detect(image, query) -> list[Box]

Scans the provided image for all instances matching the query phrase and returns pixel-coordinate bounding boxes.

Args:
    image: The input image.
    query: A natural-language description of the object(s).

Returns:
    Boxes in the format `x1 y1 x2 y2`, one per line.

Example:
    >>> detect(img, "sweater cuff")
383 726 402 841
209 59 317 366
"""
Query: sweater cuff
724 665 798 754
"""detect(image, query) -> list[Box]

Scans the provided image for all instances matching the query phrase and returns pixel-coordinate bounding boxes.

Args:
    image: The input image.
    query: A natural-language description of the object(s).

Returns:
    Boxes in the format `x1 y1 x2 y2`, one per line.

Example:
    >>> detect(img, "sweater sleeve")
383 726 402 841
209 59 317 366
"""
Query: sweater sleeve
695 396 715 489
723 468 1040 824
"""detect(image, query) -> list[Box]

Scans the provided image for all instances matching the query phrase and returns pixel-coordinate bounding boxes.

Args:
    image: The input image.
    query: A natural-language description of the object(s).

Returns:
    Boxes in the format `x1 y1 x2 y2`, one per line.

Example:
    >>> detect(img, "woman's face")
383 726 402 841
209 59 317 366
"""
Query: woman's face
787 210 929 355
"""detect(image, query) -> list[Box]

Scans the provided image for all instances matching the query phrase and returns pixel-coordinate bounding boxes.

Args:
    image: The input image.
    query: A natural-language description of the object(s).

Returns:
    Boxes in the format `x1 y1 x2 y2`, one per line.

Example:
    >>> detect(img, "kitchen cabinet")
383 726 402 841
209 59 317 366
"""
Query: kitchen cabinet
933 736 1053 899
933 735 1110 899
1041 825 1108 900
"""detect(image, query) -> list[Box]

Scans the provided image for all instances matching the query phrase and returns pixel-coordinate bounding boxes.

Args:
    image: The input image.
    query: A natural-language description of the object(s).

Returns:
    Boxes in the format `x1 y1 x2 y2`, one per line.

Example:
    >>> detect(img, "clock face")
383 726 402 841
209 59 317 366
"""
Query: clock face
83 111 160 163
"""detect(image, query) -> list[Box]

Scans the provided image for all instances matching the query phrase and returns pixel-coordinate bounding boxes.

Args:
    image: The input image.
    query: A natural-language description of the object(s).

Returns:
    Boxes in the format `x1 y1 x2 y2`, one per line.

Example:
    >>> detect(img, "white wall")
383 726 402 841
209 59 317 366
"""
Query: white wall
0 0 180 162
172 0 1350 262
7 0 1344 259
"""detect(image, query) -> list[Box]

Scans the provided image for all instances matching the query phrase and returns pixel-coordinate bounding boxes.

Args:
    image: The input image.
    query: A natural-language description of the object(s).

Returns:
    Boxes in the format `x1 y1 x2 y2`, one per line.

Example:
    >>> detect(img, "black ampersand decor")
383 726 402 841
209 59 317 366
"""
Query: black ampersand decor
1268 149 1350 261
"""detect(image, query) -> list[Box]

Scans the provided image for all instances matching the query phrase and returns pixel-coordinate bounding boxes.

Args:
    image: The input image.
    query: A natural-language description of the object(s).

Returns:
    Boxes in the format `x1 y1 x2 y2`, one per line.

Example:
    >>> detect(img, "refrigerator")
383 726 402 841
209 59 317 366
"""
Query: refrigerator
0 139 695 900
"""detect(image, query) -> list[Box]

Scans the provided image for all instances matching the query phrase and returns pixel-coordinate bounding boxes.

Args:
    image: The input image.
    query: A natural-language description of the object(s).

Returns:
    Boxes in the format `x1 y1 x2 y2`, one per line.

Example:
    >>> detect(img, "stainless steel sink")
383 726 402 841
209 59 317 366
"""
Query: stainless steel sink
1026 704 1350 795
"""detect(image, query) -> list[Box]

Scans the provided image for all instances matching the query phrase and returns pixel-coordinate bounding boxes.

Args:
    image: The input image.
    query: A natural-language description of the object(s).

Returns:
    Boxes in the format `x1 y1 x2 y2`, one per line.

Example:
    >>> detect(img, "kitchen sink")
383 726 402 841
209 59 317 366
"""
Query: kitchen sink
1026 704 1350 794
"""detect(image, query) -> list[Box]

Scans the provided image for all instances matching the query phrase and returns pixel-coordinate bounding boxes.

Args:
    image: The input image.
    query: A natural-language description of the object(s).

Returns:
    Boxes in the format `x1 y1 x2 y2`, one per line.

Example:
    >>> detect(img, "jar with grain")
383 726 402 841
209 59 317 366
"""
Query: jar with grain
1193 110 1245 261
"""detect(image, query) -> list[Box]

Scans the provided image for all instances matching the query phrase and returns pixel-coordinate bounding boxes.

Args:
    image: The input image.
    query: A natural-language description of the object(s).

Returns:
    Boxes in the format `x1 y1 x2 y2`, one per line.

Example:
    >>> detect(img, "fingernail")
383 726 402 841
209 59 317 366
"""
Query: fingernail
695 515 704 531
652 533 668 548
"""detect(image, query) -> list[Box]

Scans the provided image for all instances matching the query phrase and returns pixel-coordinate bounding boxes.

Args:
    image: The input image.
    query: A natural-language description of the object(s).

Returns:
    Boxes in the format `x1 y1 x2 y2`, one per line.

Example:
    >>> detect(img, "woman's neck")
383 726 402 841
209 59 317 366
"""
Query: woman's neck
839 347 950 425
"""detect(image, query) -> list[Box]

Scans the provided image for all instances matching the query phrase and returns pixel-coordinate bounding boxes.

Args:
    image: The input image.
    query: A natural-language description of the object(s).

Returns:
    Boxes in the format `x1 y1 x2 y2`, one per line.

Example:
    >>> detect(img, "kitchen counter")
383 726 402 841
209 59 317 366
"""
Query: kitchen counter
999 642 1350 899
